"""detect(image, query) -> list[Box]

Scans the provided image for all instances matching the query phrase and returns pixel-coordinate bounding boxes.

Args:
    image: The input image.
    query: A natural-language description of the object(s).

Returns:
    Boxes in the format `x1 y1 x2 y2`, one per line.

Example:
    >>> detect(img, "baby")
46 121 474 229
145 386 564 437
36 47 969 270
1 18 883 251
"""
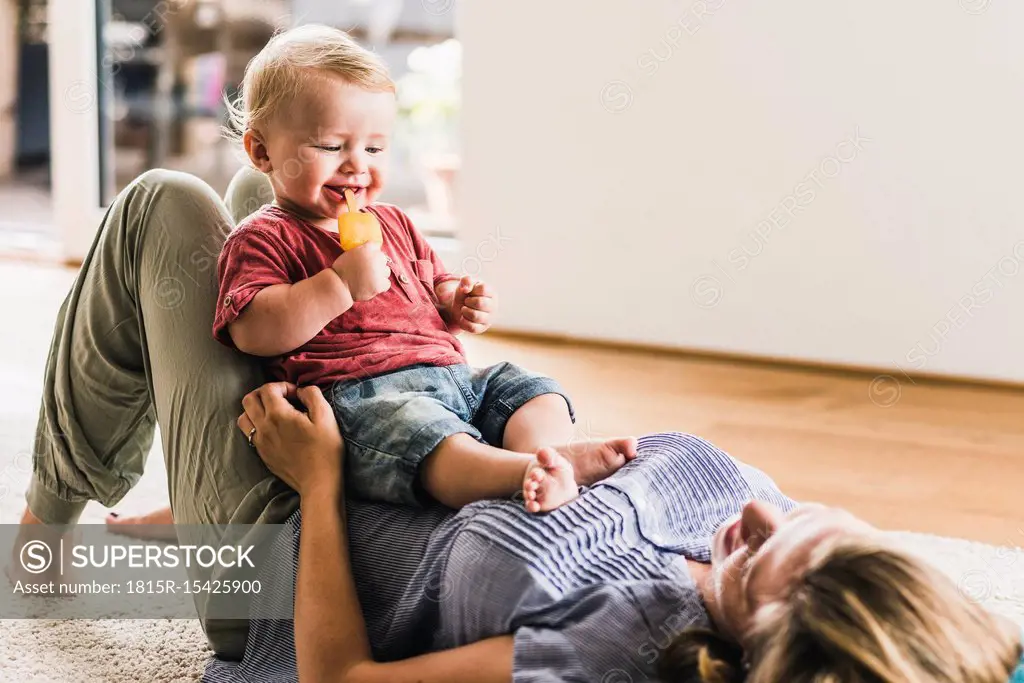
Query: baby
213 24 637 512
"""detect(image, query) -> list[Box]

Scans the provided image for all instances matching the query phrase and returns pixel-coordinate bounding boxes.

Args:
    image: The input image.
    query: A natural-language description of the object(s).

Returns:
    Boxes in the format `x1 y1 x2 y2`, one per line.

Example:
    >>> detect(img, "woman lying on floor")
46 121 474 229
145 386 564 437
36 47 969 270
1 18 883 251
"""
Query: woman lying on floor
201 382 1024 683
13 168 1022 682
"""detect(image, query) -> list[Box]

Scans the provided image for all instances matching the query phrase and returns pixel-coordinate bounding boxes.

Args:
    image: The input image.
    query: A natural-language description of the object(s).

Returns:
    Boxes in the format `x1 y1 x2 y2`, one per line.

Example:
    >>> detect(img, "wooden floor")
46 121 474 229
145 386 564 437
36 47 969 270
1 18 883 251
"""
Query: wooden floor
463 333 1024 547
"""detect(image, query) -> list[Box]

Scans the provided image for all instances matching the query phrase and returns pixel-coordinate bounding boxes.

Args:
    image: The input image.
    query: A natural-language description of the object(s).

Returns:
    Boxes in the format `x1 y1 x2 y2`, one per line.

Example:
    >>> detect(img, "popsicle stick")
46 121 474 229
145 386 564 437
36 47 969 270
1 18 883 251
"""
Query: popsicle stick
338 189 356 247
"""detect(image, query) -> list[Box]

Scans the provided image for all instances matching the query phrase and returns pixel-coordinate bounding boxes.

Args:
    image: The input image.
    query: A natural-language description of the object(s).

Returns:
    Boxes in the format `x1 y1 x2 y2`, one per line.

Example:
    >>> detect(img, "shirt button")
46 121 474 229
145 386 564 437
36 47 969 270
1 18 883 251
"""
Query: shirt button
399 274 410 284
223 295 232 307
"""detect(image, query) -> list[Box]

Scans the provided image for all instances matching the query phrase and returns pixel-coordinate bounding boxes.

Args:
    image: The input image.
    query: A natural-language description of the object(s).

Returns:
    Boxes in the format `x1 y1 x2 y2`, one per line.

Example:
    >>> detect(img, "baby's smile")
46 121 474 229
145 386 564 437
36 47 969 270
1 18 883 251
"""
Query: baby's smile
324 184 367 211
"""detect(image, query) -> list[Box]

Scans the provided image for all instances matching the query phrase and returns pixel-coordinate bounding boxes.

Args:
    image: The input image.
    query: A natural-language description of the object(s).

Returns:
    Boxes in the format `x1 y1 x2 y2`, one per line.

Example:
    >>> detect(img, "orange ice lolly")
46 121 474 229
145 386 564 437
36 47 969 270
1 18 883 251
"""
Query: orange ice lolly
337 188 382 251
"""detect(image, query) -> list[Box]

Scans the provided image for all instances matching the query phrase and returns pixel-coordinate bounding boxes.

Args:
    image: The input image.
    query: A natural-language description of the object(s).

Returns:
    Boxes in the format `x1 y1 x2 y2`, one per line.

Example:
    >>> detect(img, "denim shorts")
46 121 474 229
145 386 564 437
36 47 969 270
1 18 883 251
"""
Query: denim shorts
328 362 576 506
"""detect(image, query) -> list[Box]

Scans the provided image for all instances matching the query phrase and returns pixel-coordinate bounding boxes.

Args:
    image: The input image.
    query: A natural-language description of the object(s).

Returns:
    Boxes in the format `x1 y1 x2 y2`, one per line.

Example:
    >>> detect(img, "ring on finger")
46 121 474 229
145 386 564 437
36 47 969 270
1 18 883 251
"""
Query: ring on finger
247 426 257 448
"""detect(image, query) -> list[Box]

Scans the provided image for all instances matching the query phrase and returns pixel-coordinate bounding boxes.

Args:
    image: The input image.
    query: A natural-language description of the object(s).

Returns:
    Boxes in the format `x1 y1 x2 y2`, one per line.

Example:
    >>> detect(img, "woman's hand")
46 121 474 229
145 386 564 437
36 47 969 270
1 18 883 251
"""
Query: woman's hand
236 382 343 497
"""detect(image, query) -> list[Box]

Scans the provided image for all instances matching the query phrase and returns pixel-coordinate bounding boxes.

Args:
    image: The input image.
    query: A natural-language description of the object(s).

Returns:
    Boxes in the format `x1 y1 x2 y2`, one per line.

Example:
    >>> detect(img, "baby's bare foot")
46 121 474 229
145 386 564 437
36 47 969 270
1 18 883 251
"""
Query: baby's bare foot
522 447 579 513
556 437 638 486
105 506 178 542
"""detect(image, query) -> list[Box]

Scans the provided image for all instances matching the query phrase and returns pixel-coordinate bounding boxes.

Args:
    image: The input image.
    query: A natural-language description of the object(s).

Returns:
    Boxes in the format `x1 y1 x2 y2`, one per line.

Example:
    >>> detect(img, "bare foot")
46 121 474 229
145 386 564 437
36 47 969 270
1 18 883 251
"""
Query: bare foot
105 506 178 542
522 447 579 513
555 437 639 486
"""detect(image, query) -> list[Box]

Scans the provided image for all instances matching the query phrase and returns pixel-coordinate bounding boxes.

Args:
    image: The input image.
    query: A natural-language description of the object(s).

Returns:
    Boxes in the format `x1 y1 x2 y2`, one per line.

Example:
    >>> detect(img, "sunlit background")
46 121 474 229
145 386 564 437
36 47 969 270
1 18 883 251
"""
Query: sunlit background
0 0 462 241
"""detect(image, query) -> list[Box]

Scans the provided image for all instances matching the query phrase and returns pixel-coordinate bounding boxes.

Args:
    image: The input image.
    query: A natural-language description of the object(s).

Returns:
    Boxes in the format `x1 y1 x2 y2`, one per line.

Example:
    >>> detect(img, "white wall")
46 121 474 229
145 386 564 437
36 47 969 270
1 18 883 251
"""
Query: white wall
457 0 1024 383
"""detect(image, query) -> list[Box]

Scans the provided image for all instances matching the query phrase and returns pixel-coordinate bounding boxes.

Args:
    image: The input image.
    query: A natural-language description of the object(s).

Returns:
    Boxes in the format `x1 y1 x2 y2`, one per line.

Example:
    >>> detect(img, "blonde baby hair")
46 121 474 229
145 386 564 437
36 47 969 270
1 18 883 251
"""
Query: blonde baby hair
225 23 395 139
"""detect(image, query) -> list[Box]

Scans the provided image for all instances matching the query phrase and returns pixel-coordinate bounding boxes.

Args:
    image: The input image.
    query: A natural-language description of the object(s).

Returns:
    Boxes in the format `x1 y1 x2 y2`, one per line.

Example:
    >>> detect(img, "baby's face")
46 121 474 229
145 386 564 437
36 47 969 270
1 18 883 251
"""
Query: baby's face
253 73 396 231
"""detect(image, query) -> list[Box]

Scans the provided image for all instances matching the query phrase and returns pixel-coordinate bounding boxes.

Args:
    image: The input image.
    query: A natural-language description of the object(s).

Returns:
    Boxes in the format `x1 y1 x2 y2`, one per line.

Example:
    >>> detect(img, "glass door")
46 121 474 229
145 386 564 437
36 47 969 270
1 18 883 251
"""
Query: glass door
48 0 105 260
49 0 461 262
49 0 266 260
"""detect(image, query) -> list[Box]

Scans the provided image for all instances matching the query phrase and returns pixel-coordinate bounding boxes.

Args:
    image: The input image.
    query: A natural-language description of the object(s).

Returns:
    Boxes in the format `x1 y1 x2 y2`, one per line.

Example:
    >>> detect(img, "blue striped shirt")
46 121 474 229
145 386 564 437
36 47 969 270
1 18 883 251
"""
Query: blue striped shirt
203 432 796 682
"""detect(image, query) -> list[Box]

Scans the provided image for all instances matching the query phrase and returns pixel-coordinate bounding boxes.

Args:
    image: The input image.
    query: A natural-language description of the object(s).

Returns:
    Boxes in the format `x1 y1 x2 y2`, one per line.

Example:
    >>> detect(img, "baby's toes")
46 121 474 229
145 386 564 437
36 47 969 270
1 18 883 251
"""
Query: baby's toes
611 437 639 460
525 477 546 513
524 474 540 498
540 447 574 477
536 446 559 469
523 465 545 504
532 450 578 512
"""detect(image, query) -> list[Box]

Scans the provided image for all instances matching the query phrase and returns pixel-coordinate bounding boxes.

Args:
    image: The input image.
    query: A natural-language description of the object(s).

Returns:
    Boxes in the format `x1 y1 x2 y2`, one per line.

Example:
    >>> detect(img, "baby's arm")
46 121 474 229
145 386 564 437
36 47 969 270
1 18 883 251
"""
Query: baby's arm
390 206 496 333
229 272 353 356
215 227 385 358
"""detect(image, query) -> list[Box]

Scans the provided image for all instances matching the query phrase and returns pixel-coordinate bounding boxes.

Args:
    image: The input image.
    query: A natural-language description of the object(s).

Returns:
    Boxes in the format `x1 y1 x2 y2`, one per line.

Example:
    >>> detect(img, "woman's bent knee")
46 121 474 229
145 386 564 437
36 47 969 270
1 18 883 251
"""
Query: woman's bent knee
134 168 219 204
224 166 273 224
125 168 233 260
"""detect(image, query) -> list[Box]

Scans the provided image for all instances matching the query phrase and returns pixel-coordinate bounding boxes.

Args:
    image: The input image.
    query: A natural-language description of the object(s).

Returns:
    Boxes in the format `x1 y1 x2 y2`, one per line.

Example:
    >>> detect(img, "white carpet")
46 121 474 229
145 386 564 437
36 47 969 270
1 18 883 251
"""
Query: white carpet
1 264 1022 681
1 430 212 682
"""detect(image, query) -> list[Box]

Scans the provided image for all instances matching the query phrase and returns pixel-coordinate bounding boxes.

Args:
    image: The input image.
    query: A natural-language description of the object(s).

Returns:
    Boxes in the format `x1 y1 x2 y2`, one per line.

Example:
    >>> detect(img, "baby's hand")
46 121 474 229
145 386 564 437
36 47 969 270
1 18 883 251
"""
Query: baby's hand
450 275 496 334
332 243 391 302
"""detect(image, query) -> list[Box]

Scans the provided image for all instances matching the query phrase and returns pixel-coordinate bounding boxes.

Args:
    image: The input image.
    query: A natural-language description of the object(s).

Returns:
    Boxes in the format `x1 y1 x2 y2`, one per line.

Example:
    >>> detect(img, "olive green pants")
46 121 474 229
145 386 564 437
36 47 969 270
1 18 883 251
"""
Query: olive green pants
26 167 290 659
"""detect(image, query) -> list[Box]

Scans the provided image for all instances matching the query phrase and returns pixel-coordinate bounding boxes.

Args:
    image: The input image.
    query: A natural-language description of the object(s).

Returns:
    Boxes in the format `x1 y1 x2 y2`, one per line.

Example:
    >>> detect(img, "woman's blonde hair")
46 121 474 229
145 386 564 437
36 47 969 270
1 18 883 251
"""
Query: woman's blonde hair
659 536 1023 683
224 23 395 138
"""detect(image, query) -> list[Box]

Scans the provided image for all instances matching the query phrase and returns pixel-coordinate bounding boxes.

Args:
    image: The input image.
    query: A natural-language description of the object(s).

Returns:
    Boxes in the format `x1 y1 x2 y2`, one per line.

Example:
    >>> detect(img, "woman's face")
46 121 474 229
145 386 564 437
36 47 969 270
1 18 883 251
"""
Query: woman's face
705 500 876 643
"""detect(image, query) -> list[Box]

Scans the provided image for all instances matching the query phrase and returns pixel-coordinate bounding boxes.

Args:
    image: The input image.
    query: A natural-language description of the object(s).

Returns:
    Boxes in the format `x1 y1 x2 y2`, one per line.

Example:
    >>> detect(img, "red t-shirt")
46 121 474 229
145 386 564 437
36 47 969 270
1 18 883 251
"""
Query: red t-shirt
213 204 466 387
